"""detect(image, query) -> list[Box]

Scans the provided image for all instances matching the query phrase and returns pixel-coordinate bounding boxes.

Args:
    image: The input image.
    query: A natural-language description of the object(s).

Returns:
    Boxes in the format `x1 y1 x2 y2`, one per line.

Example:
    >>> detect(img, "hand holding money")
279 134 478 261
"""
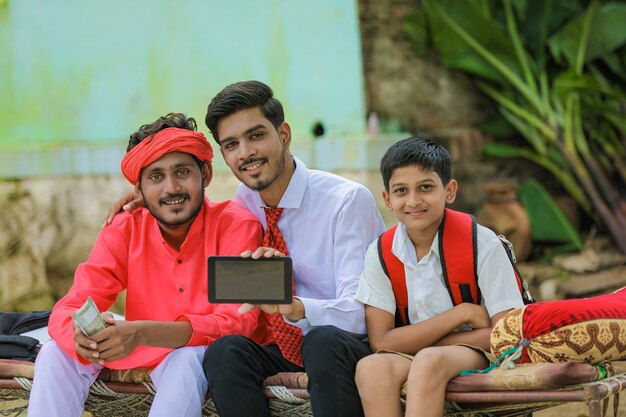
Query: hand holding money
71 297 106 336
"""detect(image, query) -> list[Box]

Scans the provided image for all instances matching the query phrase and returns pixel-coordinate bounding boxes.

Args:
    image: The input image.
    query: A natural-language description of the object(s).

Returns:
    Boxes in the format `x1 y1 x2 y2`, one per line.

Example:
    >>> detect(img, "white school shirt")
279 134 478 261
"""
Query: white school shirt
235 156 386 335
355 222 524 326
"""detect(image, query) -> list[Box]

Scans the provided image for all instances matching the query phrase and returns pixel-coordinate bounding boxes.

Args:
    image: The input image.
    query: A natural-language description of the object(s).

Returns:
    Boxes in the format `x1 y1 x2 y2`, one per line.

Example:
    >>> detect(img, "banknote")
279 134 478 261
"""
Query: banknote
71 296 106 336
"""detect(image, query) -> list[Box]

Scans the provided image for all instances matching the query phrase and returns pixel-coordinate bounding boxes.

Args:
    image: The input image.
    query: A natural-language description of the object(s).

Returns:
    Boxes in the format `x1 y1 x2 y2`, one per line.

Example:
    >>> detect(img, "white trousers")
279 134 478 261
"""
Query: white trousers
27 341 208 417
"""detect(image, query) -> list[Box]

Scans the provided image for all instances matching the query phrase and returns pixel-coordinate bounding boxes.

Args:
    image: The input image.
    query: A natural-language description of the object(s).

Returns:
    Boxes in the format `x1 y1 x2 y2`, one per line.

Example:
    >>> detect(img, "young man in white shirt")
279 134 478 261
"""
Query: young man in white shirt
202 80 386 417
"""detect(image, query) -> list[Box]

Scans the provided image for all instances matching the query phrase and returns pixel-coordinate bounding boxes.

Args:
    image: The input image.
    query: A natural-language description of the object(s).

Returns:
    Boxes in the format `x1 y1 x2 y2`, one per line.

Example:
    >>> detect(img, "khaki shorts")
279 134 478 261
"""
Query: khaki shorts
375 344 494 398
377 343 496 364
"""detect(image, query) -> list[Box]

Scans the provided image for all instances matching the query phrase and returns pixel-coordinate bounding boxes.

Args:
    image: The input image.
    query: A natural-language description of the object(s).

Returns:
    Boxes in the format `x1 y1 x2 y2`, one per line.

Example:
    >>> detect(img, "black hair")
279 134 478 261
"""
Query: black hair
205 80 284 143
380 136 451 191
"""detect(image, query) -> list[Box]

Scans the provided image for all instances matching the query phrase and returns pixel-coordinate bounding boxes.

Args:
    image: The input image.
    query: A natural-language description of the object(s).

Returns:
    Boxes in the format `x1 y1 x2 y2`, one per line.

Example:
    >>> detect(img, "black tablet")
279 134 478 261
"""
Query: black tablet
208 256 293 304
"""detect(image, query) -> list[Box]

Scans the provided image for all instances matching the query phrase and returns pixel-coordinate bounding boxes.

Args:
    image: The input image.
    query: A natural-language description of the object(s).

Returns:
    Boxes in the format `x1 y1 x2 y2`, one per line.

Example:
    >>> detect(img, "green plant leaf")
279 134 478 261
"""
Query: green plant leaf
404 11 429 56
600 51 626 81
604 112 626 136
554 71 623 99
425 0 548 115
521 0 582 59
499 107 547 155
518 179 583 249
483 143 588 211
574 0 598 74
421 0 517 83
479 82 555 140
476 114 518 137
482 142 534 159
548 2 626 67
503 0 538 94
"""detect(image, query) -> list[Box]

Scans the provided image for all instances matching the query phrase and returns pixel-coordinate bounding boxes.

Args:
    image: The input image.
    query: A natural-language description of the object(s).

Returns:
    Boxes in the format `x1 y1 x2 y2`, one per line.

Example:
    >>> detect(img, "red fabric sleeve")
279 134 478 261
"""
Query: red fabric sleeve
47 225 129 364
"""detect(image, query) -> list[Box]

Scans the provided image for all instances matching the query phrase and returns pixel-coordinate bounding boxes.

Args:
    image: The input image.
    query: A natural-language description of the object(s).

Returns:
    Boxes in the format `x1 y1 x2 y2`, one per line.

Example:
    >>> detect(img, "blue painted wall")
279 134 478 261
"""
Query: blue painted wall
0 0 367 177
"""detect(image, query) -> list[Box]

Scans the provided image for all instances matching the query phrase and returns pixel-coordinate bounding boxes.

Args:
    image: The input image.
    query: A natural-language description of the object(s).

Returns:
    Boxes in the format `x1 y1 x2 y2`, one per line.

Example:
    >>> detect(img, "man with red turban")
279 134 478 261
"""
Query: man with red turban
27 113 272 417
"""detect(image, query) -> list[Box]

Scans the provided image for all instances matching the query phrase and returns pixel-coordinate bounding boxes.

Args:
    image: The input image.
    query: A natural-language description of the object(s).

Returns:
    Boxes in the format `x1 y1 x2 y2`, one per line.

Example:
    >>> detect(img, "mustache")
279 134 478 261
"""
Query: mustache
159 193 189 205
238 158 266 171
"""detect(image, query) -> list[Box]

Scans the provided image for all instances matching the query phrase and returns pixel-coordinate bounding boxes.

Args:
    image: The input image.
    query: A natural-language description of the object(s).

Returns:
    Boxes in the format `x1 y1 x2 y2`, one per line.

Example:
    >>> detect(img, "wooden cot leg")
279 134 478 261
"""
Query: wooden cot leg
588 399 603 417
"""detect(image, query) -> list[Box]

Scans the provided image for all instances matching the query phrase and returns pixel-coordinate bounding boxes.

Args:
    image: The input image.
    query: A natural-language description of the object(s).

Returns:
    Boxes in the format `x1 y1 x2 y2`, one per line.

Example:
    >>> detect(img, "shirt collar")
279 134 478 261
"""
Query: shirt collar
392 222 441 266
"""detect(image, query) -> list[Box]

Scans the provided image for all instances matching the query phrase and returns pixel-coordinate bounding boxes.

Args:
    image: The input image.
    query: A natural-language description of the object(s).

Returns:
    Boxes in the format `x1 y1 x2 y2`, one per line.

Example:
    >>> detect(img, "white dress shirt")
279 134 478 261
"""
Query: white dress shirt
356 222 524 327
235 156 386 335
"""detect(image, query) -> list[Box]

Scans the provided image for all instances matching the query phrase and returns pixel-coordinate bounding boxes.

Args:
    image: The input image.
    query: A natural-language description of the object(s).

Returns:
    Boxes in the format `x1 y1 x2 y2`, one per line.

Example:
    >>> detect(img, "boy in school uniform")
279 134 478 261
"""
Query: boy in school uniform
354 137 525 417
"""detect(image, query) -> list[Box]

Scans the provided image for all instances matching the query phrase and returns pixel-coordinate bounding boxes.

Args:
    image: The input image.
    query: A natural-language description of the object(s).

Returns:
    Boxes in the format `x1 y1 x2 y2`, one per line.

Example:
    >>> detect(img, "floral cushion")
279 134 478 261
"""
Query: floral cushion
491 287 626 364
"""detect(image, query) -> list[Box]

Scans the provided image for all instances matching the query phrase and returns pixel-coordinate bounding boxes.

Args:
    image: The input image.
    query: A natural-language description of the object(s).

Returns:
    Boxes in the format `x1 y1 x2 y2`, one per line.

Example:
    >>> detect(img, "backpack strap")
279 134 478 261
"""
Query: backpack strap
377 225 409 327
438 209 480 305
497 235 535 305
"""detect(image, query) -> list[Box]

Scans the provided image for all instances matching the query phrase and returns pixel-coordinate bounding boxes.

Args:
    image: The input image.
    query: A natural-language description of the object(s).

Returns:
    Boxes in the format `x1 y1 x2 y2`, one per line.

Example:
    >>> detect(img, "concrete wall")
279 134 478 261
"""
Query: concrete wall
1 0 367 178
0 0 389 310
0 136 404 313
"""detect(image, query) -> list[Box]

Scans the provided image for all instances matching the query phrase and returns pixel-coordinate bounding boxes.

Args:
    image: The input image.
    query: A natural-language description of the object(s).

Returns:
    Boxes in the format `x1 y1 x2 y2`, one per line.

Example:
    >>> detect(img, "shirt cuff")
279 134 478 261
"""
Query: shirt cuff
174 314 210 346
284 297 314 331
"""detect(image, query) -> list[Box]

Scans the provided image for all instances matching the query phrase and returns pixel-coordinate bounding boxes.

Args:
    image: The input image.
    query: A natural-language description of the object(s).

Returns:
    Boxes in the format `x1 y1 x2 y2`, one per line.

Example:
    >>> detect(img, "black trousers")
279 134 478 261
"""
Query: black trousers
203 325 371 417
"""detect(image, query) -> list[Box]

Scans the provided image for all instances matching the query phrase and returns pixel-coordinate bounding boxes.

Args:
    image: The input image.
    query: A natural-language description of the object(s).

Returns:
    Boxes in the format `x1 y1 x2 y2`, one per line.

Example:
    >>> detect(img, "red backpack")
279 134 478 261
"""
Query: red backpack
377 208 533 327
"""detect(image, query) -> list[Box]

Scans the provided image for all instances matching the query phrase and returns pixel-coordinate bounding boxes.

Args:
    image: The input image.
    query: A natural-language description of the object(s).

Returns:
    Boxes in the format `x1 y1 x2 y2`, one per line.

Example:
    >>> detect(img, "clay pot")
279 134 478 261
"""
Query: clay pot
475 180 532 262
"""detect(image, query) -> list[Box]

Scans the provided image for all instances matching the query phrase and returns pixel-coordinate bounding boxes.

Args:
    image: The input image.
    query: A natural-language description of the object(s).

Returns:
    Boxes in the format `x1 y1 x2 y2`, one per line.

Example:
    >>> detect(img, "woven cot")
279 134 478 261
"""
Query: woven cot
1 359 625 417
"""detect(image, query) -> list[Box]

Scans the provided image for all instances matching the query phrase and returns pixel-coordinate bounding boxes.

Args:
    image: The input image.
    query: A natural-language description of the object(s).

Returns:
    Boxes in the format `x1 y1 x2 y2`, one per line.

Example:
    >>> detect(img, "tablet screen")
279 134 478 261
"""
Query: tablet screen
208 256 292 304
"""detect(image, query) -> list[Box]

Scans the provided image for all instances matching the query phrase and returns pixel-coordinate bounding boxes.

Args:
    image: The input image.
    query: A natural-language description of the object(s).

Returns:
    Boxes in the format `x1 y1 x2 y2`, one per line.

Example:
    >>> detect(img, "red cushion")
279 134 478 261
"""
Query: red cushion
491 287 626 363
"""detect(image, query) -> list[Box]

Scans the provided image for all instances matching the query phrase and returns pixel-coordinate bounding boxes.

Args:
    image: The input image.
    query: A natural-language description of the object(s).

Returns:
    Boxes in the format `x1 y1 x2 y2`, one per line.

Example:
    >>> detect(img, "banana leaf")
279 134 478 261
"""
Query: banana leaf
420 0 521 83
554 71 623 99
483 143 589 211
520 0 583 59
405 0 626 254
547 2 626 67
601 49 626 80
518 179 583 249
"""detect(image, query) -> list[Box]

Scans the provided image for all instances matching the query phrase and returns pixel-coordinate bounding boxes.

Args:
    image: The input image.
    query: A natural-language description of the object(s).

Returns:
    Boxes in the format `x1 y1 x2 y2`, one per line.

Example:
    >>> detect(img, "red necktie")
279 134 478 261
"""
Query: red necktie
263 207 303 367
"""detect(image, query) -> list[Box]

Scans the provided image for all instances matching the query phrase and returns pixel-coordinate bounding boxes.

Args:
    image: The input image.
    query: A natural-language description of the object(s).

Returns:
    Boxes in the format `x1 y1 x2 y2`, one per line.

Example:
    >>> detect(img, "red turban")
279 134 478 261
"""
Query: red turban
121 127 214 184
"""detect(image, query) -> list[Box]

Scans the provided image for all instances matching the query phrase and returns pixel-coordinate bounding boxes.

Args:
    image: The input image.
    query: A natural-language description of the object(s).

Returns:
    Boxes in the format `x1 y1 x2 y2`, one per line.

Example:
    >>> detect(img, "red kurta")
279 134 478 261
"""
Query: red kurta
48 197 272 369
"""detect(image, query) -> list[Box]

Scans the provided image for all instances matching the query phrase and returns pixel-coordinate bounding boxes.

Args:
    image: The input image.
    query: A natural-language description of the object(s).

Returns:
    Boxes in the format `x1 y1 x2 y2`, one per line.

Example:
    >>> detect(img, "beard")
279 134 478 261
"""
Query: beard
142 188 204 229
239 152 286 192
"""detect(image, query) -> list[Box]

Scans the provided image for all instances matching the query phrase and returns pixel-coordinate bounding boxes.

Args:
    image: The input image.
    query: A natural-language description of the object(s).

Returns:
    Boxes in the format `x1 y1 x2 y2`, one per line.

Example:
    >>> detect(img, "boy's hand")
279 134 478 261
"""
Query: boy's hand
458 303 491 329
102 191 144 228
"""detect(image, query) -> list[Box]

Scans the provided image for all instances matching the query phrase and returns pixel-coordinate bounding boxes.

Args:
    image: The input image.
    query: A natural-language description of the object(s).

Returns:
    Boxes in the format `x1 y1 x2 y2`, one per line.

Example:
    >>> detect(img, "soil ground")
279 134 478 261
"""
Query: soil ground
535 400 626 417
